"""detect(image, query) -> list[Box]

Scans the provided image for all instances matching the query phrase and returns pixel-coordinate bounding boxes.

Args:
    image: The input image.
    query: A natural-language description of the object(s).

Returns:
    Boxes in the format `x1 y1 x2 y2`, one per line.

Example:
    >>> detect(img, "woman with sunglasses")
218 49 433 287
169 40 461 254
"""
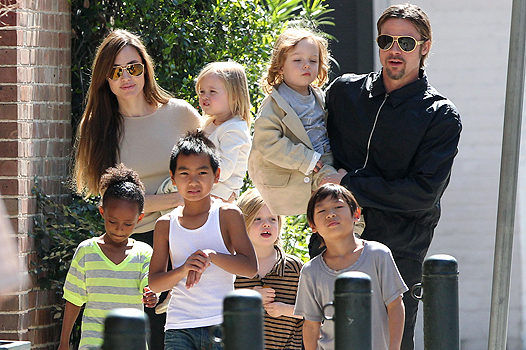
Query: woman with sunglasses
73 29 201 350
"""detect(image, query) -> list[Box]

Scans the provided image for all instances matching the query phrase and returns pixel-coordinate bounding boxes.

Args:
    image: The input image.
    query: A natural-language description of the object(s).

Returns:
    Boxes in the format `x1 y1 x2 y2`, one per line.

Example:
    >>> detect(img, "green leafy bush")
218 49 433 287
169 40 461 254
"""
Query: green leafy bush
71 0 333 127
31 185 103 290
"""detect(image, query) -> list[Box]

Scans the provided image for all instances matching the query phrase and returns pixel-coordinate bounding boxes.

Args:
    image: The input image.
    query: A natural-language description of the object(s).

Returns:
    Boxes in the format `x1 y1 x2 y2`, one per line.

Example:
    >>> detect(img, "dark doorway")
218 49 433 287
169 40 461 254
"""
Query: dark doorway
324 0 375 81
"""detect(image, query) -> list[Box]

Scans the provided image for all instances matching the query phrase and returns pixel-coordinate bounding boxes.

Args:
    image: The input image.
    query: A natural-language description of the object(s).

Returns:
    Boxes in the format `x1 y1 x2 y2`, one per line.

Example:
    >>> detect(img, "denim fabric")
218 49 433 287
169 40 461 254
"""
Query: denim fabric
164 326 223 350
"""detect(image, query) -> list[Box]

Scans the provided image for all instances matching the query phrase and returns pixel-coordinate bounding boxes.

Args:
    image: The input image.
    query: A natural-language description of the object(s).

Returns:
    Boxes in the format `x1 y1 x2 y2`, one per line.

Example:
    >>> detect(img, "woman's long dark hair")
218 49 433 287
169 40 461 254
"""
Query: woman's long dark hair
74 29 172 197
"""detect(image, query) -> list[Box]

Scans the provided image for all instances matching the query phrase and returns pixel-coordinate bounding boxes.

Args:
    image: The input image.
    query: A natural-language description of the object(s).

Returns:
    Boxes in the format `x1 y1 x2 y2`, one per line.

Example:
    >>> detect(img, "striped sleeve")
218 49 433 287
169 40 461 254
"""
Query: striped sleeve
63 244 88 307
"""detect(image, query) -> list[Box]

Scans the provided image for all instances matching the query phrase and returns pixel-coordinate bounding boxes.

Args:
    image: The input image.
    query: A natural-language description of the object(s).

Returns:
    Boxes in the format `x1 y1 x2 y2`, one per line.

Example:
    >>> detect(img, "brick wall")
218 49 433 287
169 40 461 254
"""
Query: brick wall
0 0 71 349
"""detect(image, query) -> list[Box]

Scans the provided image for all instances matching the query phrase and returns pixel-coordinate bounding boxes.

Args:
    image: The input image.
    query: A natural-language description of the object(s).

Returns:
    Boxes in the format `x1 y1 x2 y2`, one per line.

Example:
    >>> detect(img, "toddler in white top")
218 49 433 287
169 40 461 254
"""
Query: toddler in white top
196 61 252 202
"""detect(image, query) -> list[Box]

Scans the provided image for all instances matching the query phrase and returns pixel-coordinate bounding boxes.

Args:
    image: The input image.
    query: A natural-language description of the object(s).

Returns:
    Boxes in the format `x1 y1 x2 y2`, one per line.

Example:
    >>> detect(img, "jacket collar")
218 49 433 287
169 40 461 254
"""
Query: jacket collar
369 69 429 107
269 86 325 148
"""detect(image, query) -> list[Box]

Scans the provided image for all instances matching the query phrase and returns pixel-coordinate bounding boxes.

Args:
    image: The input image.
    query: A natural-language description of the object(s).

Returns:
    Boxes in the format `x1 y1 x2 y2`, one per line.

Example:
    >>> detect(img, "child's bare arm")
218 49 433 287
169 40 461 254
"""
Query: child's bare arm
148 217 210 292
387 295 405 350
264 302 303 319
57 301 82 350
209 205 258 278
303 319 321 350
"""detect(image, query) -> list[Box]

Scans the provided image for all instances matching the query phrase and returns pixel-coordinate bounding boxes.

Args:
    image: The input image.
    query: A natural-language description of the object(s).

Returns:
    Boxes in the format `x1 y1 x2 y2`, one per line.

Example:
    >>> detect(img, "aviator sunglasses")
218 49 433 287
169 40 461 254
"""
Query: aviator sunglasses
109 63 145 80
376 34 426 53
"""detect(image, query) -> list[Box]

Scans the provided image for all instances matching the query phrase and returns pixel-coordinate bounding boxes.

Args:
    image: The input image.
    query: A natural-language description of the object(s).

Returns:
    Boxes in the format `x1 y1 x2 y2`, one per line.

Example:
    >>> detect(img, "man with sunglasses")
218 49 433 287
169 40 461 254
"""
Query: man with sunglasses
322 4 462 349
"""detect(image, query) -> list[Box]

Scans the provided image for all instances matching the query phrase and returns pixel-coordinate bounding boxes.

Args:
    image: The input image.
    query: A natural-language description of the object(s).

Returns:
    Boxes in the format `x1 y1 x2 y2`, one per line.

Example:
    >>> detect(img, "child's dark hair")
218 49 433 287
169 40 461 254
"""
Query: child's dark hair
99 163 145 213
169 130 220 174
307 183 359 226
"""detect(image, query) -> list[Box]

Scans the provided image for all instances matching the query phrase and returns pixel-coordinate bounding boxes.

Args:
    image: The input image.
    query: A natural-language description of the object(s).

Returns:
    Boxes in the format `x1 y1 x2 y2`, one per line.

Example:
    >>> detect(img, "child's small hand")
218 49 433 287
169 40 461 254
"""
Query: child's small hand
264 301 288 318
313 160 324 173
184 250 213 289
186 270 203 289
253 286 275 304
142 286 158 308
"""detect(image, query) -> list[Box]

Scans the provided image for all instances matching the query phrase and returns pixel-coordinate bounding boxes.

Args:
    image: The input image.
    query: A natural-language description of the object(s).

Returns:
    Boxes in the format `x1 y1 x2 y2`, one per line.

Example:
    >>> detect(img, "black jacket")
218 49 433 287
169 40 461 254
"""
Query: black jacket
326 70 462 263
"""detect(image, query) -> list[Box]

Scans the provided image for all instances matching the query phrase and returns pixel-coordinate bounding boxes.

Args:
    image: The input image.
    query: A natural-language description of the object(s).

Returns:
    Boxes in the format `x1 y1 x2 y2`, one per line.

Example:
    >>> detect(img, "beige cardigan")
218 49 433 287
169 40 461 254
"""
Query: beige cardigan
248 87 327 216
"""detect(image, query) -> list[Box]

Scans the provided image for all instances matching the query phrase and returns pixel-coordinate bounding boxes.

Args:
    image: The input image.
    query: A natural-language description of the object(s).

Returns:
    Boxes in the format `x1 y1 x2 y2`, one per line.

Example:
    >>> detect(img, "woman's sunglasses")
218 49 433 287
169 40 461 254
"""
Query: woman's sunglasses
376 34 426 53
109 63 145 80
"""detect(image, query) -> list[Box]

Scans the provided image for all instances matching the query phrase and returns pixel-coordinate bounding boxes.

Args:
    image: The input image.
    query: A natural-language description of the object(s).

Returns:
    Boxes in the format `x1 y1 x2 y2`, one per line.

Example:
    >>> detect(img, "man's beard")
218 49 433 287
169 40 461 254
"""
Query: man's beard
384 55 406 80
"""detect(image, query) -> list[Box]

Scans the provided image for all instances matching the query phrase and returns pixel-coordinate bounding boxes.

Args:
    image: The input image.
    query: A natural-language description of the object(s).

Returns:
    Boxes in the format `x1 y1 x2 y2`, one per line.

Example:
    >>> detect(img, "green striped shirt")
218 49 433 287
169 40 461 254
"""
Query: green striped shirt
63 238 152 350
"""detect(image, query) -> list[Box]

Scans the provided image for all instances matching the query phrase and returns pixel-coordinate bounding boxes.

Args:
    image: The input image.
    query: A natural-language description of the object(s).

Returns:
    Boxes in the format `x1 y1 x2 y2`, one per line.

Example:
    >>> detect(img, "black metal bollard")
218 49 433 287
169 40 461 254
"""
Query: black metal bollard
101 308 149 350
221 289 264 350
326 271 372 350
412 254 459 350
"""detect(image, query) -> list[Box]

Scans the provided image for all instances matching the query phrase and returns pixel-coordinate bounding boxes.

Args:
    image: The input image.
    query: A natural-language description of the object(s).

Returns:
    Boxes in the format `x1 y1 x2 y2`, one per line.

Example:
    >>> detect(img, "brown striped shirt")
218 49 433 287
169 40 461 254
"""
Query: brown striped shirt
235 246 304 350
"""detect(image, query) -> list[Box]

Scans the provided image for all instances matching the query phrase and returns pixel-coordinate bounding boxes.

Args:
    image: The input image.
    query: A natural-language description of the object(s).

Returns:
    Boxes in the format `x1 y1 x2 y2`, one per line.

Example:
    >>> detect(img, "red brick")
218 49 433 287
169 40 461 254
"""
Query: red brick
0 103 17 120
2 197 17 215
0 85 17 102
0 67 17 83
18 233 34 255
0 179 18 195
0 295 18 311
29 324 61 345
0 140 17 157
0 332 19 341
0 159 17 176
0 49 17 65
0 312 21 330
18 48 29 65
0 8 16 27
58 0 70 13
0 28 17 46
0 121 17 139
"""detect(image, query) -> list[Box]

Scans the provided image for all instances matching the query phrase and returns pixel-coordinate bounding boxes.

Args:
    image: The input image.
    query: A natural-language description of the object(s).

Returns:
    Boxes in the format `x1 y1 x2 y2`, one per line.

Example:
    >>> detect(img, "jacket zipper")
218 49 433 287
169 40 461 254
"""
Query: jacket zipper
355 93 389 174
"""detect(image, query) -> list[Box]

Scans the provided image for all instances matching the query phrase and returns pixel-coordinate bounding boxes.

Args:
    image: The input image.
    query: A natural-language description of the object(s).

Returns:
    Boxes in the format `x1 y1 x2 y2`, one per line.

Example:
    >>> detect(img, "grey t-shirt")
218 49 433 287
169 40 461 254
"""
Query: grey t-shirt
294 240 408 350
277 83 331 155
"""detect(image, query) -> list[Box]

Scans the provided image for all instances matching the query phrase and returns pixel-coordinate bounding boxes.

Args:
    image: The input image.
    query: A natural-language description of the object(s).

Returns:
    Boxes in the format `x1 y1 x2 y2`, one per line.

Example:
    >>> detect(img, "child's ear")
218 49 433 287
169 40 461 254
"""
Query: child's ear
309 223 317 233
169 170 176 185
214 168 220 184
98 206 104 217
137 212 145 223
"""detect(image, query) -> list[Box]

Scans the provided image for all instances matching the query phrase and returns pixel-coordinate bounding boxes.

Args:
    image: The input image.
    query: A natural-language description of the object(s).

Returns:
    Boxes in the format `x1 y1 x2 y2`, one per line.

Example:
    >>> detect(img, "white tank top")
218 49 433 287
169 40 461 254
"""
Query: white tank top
165 201 235 330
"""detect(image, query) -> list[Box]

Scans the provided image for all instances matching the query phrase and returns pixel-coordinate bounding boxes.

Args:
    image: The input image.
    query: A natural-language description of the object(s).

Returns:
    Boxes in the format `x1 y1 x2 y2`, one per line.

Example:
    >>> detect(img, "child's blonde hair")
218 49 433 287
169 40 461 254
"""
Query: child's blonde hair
262 27 330 94
236 188 283 247
196 61 252 127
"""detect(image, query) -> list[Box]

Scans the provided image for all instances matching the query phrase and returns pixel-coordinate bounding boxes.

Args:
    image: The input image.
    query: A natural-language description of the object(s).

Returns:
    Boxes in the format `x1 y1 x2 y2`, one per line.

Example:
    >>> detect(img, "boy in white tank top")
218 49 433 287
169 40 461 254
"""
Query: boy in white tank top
149 130 258 350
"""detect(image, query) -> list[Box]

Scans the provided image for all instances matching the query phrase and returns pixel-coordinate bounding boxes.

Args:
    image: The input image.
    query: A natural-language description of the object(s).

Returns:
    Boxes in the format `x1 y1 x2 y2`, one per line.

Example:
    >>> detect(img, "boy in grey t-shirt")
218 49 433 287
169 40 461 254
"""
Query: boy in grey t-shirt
294 184 407 350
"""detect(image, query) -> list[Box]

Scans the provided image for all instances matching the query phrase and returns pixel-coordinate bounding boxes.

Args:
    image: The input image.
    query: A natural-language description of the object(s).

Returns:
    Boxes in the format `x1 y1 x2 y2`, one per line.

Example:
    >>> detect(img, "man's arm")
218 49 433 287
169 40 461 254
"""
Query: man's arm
386 295 405 350
303 319 321 350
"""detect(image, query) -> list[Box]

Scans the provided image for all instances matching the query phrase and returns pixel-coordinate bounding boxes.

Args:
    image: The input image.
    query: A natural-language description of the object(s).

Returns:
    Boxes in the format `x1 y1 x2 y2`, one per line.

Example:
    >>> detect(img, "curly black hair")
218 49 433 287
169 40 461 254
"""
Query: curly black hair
99 163 145 212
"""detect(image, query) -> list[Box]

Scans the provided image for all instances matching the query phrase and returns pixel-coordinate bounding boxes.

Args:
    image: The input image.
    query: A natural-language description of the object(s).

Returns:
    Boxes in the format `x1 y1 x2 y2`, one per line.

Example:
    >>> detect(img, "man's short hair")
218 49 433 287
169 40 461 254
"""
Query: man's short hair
377 3 432 68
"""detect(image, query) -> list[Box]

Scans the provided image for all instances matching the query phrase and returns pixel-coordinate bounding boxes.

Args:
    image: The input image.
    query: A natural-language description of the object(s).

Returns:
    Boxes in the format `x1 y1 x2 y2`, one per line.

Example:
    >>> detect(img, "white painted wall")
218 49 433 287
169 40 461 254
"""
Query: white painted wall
371 1 522 348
